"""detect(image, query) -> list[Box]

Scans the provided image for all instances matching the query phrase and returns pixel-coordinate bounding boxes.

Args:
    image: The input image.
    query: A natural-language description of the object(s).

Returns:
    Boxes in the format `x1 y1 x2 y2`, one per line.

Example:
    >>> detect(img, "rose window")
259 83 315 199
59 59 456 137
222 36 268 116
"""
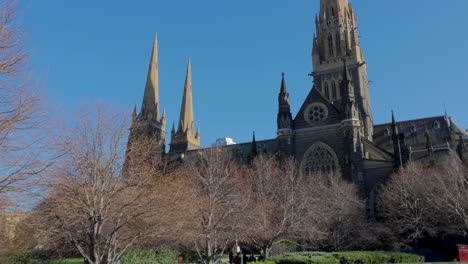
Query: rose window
304 103 328 125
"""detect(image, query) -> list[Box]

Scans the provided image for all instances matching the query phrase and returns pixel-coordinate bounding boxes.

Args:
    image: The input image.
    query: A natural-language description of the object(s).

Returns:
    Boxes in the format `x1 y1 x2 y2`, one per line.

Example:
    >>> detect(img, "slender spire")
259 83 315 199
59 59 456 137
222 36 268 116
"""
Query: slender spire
178 58 195 134
279 72 291 106
248 131 258 163
141 34 160 121
391 110 398 136
161 108 166 128
280 72 288 94
132 104 137 121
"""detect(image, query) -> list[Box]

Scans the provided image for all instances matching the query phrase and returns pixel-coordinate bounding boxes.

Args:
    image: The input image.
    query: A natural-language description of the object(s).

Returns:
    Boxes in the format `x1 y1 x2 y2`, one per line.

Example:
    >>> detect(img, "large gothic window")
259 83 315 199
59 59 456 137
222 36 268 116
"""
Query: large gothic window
328 33 334 57
302 142 339 174
335 31 342 55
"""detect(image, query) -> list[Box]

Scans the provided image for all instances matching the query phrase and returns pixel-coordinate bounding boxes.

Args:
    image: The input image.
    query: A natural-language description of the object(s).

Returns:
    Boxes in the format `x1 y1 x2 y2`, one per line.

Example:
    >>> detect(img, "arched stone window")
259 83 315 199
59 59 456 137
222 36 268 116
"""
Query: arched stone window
302 142 339 174
328 33 334 57
324 82 330 100
335 31 341 55
351 30 356 47
331 82 337 100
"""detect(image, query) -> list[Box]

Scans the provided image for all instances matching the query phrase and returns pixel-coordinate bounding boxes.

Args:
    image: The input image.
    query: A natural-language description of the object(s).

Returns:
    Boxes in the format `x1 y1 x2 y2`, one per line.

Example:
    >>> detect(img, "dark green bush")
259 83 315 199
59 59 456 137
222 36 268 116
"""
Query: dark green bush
331 252 424 264
121 246 178 264
270 253 339 264
270 251 424 264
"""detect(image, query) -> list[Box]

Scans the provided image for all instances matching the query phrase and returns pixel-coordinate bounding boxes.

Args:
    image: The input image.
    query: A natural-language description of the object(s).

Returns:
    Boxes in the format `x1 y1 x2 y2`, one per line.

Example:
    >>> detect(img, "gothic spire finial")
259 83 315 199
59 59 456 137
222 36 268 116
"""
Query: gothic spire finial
132 104 137 121
178 57 195 135
391 110 399 136
280 72 288 94
141 33 160 120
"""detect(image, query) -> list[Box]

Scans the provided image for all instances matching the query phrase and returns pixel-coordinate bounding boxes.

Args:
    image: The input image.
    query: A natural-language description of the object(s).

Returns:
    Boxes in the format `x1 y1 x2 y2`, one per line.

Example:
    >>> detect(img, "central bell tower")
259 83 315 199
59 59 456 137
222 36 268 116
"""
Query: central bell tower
312 0 373 141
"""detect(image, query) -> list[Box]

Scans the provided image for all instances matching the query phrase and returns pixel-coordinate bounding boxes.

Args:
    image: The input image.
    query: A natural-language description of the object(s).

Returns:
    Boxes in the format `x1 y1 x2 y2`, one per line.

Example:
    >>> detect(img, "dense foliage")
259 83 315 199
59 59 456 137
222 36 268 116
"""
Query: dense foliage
121 247 178 264
269 251 424 264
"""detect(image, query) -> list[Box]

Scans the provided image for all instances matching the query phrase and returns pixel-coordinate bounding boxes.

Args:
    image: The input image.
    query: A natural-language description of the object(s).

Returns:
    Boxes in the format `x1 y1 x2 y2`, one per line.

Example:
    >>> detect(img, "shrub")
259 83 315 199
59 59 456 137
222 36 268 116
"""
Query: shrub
331 252 424 264
269 253 339 264
121 246 178 264
270 251 424 264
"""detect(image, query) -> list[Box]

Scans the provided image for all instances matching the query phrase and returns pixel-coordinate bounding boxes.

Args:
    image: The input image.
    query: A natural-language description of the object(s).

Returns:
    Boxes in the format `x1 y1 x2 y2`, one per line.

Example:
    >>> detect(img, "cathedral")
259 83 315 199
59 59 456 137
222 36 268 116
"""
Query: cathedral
128 0 467 200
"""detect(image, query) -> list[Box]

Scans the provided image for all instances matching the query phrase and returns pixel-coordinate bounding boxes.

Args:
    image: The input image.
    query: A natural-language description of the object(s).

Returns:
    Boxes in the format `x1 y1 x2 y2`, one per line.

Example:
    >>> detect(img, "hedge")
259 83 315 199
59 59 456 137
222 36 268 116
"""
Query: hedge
269 251 424 264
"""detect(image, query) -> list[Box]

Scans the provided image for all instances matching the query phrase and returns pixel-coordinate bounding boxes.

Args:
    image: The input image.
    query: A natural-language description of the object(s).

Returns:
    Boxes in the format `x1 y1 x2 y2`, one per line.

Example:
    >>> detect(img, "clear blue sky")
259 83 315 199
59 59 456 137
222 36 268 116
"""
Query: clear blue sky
21 0 468 147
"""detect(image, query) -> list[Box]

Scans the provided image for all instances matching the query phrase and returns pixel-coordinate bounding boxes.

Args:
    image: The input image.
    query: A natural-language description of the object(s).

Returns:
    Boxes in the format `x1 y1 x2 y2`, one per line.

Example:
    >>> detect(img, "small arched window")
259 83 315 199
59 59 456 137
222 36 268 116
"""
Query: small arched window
335 31 341 55
324 83 330 100
332 82 337 100
384 128 391 136
351 30 356 47
328 33 334 57
433 121 440 129
331 7 335 17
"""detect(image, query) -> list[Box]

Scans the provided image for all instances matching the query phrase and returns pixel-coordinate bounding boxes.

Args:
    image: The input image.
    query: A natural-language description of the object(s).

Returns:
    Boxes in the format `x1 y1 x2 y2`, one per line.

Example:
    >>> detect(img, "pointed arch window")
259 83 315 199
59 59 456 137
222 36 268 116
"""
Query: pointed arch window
335 31 342 55
324 82 330 100
332 82 337 100
328 33 334 57
302 142 339 174
331 7 335 17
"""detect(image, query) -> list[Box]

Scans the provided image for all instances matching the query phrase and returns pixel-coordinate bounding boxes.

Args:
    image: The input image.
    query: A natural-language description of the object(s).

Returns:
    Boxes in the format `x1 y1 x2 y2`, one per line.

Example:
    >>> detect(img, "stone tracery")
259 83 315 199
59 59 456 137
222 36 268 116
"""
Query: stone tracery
303 142 339 173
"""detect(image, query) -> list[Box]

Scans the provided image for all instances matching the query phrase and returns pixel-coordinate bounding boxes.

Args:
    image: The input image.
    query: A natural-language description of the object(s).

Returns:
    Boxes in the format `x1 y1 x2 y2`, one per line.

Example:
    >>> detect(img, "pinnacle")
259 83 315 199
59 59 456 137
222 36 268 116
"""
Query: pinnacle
178 58 195 135
140 34 160 121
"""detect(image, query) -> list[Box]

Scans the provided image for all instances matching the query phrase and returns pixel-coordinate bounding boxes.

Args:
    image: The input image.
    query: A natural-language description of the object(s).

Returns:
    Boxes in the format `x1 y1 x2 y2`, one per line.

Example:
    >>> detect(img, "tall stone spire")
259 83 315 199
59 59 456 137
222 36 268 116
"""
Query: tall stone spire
124 35 166 168
277 73 292 129
140 34 160 121
178 58 194 134
169 58 200 154
277 72 293 156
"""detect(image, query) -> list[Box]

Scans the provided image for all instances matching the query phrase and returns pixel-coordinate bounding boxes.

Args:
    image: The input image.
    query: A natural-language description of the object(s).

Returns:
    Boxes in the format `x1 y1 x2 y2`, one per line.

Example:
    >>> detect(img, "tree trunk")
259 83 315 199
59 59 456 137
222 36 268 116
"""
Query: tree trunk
262 245 271 260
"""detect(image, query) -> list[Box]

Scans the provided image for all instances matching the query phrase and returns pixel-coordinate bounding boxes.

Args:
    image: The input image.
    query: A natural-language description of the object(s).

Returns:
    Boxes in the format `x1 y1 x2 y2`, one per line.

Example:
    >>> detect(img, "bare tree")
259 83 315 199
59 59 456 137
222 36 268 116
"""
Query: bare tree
35 107 164 264
171 148 247 264
377 162 446 246
0 0 51 203
428 157 468 237
244 155 310 258
307 172 369 251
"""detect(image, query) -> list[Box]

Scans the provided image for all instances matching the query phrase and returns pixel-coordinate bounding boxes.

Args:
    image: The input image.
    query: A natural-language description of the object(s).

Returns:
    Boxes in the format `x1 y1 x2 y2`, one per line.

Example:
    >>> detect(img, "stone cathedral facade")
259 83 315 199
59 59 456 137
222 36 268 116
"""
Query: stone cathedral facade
128 0 467 201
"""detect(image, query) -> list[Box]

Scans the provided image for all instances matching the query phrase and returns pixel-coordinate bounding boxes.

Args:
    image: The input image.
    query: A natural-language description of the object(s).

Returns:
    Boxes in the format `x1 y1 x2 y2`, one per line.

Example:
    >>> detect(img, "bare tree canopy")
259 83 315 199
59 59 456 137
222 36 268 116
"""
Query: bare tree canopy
35 107 164 264
0 0 51 207
161 149 247 264
244 155 310 258
378 157 468 246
